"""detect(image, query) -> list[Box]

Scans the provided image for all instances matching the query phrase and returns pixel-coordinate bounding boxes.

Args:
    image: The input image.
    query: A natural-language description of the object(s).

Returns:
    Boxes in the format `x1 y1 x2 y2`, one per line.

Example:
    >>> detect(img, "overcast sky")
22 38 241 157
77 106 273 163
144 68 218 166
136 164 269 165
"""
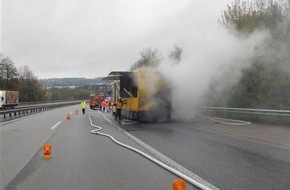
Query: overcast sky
2 0 233 79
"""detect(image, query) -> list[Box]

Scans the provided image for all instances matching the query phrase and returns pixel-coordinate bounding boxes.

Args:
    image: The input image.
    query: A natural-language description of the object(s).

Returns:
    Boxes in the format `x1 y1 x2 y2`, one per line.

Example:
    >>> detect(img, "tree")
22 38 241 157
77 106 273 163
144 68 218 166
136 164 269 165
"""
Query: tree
168 44 182 64
219 0 289 34
208 0 290 109
228 62 290 109
130 48 162 71
0 56 19 90
0 54 46 101
18 66 45 101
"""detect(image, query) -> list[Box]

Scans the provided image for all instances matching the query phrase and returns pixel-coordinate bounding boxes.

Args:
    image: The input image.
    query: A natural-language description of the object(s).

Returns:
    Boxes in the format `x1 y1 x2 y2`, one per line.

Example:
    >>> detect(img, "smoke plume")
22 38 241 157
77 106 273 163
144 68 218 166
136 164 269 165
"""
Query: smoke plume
158 25 270 120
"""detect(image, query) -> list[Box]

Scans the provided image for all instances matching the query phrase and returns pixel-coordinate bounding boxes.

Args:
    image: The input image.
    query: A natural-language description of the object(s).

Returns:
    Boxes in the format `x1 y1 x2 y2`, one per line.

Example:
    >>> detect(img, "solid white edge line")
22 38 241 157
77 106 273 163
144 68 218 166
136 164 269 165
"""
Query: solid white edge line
51 121 62 130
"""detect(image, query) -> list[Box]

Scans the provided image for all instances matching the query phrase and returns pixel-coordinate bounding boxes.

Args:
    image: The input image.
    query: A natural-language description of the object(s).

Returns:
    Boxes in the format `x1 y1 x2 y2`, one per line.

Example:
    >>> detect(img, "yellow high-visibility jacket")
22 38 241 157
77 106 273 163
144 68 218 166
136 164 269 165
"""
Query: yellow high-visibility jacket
80 101 86 109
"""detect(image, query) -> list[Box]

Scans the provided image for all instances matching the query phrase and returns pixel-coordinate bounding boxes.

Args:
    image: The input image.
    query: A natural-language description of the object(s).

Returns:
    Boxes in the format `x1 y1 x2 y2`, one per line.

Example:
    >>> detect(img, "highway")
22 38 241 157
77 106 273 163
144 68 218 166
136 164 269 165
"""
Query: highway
1 106 198 190
1 105 290 190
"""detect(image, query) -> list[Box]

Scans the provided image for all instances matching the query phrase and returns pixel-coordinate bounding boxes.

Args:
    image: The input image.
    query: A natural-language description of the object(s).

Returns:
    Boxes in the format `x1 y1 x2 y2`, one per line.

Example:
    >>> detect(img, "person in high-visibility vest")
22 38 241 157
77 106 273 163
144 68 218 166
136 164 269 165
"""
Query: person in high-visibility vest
80 101 86 114
101 100 107 112
114 97 126 123
111 100 116 115
105 101 109 112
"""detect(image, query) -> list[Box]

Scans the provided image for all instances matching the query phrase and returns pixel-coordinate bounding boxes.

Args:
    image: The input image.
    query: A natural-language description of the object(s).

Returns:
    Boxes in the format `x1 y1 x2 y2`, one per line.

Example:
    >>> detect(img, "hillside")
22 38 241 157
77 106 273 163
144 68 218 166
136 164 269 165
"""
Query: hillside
40 77 110 88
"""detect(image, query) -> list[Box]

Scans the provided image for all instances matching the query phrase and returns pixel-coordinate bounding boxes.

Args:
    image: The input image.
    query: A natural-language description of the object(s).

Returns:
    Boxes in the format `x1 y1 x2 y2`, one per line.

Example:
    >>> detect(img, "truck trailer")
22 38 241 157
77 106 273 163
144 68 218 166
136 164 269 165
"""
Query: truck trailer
0 90 19 109
105 68 171 122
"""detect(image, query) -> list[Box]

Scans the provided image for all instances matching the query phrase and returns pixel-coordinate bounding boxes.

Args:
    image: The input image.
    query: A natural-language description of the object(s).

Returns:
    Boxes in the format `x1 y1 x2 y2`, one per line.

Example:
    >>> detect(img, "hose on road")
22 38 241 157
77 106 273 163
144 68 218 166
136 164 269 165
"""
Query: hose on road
200 115 251 125
88 113 216 190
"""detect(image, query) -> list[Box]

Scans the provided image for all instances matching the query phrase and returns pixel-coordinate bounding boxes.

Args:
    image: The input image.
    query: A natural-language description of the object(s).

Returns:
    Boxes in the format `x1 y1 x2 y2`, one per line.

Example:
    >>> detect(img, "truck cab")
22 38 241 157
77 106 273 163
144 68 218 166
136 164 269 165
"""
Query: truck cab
0 92 4 108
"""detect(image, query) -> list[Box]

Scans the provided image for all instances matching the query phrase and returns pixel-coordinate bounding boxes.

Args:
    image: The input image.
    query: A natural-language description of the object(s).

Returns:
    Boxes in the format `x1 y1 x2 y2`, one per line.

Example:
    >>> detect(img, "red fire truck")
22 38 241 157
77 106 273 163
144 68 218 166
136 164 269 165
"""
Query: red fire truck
89 93 104 110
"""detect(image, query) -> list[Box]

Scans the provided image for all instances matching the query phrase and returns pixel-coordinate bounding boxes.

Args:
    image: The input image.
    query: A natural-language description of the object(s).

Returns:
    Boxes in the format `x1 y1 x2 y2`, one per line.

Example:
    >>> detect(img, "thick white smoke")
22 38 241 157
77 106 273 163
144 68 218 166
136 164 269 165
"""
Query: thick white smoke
158 25 270 120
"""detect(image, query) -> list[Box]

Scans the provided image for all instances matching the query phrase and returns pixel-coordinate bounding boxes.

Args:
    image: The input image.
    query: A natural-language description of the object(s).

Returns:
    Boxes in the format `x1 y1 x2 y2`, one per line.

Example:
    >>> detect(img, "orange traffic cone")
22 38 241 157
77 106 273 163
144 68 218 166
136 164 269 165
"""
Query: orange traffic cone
66 113 71 120
43 144 52 159
172 178 186 190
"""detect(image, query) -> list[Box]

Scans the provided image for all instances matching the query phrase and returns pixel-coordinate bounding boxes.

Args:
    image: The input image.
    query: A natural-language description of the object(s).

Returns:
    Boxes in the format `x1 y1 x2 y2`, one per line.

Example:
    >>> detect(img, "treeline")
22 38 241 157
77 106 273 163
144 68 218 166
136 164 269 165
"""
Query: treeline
0 55 110 102
40 77 106 87
0 55 45 102
210 0 290 109
41 78 111 101
45 84 111 101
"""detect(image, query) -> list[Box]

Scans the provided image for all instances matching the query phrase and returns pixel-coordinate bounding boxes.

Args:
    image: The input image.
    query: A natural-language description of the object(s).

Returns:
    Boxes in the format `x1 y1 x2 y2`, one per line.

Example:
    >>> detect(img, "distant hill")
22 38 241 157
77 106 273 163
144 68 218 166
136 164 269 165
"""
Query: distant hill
40 77 110 88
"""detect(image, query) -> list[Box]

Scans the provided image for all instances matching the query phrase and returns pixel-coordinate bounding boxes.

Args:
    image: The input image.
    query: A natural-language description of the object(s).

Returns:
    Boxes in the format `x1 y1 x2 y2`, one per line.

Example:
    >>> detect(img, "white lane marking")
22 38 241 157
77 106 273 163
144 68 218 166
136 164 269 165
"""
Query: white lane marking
51 121 62 130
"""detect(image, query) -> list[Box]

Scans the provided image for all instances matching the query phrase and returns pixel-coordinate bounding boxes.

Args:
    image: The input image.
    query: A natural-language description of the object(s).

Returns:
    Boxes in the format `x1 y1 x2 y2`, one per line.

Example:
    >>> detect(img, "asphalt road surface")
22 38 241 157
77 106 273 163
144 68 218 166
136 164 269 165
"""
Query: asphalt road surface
1 106 199 190
2 106 289 190
110 113 290 190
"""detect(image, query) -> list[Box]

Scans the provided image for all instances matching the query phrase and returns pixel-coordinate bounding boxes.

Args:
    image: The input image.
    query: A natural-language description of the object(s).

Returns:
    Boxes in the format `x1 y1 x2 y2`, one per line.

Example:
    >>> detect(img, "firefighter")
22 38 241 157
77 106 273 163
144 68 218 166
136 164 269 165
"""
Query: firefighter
114 97 126 123
105 101 109 112
80 101 86 114
101 100 106 112
111 100 116 115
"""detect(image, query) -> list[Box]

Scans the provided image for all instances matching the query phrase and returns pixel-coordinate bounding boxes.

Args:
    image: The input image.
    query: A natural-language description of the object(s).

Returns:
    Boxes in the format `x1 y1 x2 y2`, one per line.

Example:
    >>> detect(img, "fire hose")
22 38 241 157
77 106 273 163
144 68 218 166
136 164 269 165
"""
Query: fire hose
88 113 215 190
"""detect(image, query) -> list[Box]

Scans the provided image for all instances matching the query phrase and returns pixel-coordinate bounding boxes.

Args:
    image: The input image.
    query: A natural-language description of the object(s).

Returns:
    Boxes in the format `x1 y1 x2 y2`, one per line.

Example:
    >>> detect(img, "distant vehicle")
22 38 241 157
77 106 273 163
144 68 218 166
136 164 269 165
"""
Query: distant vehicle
89 92 105 109
0 90 19 109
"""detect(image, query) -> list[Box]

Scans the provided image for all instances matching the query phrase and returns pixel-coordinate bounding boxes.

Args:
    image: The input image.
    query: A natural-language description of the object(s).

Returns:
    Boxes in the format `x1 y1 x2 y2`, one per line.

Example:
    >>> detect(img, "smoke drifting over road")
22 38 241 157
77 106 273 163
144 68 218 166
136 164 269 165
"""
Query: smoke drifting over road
158 25 270 120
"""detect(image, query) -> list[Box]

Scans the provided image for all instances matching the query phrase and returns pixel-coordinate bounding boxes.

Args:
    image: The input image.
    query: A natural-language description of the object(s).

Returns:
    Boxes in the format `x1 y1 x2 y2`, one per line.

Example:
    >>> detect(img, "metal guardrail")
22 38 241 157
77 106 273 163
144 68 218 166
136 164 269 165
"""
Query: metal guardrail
203 107 290 117
202 107 290 125
0 101 81 120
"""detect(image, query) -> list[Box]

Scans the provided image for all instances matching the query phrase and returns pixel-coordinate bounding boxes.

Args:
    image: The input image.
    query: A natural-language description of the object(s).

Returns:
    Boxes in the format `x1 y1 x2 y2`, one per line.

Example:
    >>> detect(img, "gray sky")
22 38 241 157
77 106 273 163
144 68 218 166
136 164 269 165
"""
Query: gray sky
2 0 232 79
